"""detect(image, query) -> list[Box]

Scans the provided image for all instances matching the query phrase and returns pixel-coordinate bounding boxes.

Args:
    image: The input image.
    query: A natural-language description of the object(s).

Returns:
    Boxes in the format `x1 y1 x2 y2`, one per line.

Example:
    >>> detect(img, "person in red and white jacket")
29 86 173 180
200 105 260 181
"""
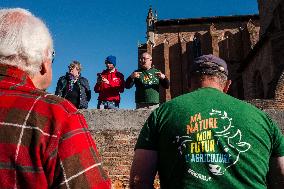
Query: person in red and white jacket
94 55 125 109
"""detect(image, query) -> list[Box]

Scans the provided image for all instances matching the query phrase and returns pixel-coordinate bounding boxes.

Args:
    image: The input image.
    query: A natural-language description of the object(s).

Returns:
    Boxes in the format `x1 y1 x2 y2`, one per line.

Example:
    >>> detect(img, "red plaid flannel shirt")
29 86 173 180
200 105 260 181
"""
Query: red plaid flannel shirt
0 64 111 188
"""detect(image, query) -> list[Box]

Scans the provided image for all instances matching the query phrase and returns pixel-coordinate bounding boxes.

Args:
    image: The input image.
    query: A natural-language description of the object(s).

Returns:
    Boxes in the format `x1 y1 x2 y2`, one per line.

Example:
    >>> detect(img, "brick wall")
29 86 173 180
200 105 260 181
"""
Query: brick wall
147 16 259 101
258 0 282 35
242 22 284 101
82 109 151 188
81 108 284 188
242 39 274 99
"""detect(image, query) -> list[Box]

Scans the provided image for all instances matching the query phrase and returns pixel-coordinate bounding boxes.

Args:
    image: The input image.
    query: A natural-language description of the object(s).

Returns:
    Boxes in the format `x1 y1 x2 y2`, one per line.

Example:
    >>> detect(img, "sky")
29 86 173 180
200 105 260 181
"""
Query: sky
1 0 259 109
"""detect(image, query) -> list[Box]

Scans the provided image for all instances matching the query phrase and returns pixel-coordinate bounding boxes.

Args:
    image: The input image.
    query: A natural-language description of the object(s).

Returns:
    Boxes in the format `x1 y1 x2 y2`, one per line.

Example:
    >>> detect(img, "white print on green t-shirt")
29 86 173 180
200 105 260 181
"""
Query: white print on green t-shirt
173 109 251 180
142 73 158 86
188 168 212 182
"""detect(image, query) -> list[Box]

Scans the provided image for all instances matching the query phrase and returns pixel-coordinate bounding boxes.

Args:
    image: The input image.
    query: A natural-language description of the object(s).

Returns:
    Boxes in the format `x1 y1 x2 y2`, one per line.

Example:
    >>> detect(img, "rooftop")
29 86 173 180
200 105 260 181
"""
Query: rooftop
155 14 259 27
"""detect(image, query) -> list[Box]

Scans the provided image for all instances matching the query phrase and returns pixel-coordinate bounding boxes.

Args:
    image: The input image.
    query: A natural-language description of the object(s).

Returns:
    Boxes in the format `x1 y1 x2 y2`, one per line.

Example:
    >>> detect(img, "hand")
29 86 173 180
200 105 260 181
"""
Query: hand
155 72 165 79
97 76 102 83
131 72 142 79
97 73 102 83
101 77 109 84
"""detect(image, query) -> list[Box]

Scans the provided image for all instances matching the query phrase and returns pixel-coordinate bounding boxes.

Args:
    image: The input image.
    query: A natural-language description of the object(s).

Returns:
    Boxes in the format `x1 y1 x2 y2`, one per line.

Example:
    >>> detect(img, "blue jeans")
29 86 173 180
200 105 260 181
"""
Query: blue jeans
97 100 119 109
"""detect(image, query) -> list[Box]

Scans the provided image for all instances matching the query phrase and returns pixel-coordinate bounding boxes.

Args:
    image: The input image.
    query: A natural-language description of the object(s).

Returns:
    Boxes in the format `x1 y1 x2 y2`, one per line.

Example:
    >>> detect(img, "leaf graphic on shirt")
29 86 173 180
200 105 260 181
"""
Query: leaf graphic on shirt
227 130 251 153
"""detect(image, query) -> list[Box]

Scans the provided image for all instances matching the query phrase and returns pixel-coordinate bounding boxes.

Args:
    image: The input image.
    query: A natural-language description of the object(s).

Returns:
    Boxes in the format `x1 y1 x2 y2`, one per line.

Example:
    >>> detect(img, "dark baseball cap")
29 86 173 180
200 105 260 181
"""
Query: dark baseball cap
191 54 228 76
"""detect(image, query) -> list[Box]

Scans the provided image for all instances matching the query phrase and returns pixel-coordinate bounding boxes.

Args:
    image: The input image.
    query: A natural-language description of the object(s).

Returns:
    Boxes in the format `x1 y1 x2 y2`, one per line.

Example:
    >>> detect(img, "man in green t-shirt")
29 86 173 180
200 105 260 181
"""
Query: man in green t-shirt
130 54 284 189
125 52 170 109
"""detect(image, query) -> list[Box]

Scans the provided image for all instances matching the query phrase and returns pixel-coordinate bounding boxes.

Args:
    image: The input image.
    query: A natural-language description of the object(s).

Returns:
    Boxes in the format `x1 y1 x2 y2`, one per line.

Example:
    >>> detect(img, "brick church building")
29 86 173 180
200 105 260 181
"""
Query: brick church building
138 0 284 109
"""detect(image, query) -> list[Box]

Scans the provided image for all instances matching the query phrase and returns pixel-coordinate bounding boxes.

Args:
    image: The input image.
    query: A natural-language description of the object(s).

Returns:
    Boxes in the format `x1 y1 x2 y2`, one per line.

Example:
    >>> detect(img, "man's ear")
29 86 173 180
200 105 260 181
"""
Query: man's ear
40 61 48 75
223 80 232 93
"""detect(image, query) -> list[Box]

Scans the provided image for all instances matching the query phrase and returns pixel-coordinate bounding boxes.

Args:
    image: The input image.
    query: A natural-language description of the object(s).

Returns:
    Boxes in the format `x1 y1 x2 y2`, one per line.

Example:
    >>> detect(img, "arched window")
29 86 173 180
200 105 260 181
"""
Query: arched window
224 31 232 60
253 71 264 99
193 35 202 58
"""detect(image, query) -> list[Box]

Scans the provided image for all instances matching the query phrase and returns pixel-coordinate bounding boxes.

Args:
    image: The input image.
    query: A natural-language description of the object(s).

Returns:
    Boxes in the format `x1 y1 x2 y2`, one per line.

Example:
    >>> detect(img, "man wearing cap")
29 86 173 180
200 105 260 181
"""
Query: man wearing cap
94 55 125 109
125 52 170 110
130 54 284 188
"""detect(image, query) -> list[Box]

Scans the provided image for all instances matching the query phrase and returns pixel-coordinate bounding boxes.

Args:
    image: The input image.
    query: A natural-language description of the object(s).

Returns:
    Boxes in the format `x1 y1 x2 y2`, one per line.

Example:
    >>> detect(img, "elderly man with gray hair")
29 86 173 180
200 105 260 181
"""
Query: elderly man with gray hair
0 8 110 188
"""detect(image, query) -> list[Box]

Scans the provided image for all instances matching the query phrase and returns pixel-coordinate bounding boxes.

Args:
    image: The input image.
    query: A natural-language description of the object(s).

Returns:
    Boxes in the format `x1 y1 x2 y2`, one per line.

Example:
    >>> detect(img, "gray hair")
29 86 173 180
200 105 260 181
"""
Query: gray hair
191 71 228 88
0 8 53 76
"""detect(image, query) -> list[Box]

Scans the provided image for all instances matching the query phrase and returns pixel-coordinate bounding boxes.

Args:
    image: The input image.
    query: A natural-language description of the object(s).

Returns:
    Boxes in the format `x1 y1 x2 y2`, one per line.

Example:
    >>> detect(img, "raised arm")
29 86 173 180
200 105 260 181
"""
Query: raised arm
94 74 102 93
155 71 169 89
268 156 284 189
125 75 135 89
119 74 125 93
129 149 158 189
160 77 170 89
108 73 125 93
81 78 91 101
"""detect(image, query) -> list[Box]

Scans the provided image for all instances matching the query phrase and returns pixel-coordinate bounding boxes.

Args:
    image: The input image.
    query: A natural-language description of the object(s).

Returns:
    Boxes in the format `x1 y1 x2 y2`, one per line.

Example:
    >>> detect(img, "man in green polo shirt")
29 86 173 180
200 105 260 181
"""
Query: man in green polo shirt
130 54 284 188
125 52 169 109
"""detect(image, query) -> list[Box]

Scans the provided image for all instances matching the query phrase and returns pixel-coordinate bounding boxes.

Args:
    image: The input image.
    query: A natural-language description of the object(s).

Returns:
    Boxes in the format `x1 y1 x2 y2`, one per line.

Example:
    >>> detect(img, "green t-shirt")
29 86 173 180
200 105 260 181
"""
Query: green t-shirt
135 87 284 189
134 68 161 104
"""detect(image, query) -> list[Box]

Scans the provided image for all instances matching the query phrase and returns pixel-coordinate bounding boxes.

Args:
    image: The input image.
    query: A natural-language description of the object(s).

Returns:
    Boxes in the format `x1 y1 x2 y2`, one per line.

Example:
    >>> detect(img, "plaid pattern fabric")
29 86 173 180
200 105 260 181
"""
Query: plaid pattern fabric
0 64 111 189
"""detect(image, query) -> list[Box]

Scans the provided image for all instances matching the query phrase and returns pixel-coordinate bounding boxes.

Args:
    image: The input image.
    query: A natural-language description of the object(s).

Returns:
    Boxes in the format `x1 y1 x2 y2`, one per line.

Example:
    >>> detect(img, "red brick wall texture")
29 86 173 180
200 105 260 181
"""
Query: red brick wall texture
139 0 284 110
140 15 261 102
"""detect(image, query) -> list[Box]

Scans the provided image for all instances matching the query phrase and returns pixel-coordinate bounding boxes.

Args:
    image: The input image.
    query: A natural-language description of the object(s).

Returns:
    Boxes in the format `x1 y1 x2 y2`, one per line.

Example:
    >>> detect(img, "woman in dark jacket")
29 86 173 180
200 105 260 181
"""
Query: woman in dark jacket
55 61 91 109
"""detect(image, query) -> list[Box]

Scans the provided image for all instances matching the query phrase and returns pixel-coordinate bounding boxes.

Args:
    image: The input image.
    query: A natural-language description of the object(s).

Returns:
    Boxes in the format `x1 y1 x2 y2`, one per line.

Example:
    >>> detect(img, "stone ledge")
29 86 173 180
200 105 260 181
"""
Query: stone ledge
81 108 284 131
81 109 152 131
